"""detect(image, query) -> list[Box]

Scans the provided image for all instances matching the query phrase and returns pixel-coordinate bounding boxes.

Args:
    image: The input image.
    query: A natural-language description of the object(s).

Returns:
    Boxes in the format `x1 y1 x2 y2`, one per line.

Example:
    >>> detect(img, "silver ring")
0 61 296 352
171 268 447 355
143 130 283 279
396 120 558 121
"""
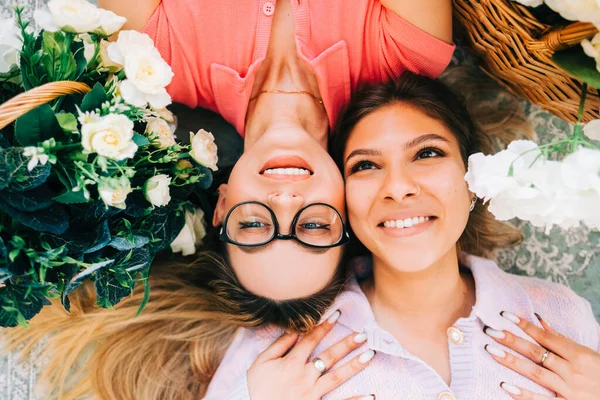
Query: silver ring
312 357 327 374
540 349 550 365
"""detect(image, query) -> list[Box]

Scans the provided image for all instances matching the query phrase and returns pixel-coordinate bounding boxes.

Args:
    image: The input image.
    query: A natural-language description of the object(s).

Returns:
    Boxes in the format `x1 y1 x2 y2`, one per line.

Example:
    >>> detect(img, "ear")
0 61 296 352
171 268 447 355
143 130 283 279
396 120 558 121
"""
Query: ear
212 184 229 227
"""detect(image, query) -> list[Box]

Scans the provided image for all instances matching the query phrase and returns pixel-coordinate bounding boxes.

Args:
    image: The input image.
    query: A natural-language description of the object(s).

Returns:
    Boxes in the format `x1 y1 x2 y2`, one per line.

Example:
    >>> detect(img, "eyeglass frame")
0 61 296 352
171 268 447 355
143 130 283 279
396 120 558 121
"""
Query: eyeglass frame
219 201 350 249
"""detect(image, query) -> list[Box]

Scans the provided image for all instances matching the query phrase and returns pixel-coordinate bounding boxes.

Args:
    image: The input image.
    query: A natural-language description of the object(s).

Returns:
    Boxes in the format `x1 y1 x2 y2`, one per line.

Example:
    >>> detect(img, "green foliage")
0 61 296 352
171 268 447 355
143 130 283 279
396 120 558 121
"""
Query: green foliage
553 46 600 89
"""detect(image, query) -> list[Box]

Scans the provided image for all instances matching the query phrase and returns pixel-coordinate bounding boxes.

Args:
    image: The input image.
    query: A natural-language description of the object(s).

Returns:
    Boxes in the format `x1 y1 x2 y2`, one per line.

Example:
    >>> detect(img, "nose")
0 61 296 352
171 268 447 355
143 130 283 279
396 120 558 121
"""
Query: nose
267 192 304 233
380 167 420 202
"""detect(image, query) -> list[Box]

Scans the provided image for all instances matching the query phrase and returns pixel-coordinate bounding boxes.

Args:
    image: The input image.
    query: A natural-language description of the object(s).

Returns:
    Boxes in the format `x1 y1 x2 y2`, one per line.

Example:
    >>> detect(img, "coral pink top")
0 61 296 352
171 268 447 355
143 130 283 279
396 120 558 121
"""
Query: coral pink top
142 0 455 136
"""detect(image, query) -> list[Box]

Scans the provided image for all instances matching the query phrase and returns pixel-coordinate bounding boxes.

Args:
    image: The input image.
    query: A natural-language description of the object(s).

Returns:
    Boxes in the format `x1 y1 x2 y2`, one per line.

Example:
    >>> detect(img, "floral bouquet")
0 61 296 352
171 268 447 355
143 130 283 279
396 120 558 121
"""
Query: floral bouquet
0 1 218 328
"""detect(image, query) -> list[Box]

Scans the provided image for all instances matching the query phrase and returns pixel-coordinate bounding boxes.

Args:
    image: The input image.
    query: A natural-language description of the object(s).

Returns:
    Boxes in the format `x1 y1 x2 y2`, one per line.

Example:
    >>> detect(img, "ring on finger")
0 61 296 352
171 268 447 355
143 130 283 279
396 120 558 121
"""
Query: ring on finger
539 349 550 366
312 357 327 374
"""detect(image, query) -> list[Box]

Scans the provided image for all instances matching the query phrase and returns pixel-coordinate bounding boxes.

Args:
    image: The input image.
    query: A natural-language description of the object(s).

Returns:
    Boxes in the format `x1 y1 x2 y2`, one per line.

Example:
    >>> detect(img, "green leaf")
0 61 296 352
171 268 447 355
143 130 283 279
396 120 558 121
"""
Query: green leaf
56 113 78 133
2 185 55 211
53 189 89 204
94 270 134 309
41 31 76 81
109 235 150 251
113 247 151 274
80 83 108 113
3 148 51 192
14 104 63 147
132 133 150 147
137 207 185 253
0 284 53 328
0 149 10 190
552 46 600 89
71 39 88 78
0 201 69 235
65 259 115 296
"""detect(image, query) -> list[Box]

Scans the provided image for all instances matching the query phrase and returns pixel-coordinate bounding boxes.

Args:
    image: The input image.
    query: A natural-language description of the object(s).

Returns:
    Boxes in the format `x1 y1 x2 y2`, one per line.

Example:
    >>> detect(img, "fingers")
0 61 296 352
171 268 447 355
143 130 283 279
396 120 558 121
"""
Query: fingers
255 331 299 363
500 311 577 360
315 349 376 395
500 382 565 400
305 331 369 381
485 344 568 396
289 310 340 361
345 396 376 400
484 326 569 377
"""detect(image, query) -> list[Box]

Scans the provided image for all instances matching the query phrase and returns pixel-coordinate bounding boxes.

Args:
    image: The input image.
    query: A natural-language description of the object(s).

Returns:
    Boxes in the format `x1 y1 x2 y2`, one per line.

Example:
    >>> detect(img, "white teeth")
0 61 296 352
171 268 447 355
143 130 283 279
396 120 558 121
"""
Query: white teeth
264 168 310 176
383 216 430 230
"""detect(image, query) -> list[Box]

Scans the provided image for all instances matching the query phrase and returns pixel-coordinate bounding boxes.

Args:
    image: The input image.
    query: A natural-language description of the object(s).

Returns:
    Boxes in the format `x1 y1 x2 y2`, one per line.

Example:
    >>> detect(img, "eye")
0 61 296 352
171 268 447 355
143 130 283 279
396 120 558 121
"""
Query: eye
239 221 268 229
416 147 445 160
300 222 331 230
348 160 378 174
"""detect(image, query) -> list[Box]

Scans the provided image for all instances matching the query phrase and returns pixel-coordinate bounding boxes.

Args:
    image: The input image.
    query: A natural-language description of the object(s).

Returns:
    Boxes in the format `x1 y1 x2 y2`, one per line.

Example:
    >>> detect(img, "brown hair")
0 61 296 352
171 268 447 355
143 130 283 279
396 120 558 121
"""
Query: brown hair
330 70 525 257
4 248 346 400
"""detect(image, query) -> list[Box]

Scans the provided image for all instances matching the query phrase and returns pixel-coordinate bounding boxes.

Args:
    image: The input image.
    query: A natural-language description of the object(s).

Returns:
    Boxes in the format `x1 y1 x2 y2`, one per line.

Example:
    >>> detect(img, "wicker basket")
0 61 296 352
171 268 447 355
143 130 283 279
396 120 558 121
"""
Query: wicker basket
454 0 599 123
0 81 91 130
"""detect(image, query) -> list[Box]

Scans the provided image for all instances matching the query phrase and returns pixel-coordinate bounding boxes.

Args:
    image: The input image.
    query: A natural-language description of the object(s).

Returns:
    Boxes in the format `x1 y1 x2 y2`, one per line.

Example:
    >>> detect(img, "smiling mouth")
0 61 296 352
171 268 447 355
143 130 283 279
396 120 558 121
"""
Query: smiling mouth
260 155 314 180
378 216 437 229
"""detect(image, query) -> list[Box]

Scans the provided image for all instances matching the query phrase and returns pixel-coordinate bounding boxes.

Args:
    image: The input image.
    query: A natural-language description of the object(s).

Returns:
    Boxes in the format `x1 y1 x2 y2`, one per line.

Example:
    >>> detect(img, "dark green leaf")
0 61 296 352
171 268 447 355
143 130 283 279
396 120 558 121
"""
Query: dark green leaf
137 207 185 253
7 252 30 276
71 39 88 78
71 200 121 227
553 46 600 89
14 104 62 146
0 149 10 190
80 83 107 112
65 258 114 297
123 190 151 218
4 147 51 192
0 201 69 235
132 133 150 147
85 221 111 254
94 270 134 309
194 165 213 190
0 237 7 267
53 189 89 204
0 284 53 327
2 185 55 211
112 247 151 274
109 235 150 251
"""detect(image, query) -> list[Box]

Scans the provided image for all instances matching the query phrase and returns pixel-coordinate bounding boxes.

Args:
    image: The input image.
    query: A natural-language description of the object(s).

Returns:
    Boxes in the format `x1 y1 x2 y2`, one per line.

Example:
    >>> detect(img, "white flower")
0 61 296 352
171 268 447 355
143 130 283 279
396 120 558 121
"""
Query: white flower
153 107 175 123
98 177 132 209
583 119 600 141
34 0 125 35
22 146 50 171
170 208 207 256
189 129 218 171
81 114 138 160
0 18 23 74
545 0 600 27
144 174 172 207
582 33 600 73
145 117 176 149
98 40 122 72
108 31 173 109
512 0 544 7
561 147 600 193
77 109 100 125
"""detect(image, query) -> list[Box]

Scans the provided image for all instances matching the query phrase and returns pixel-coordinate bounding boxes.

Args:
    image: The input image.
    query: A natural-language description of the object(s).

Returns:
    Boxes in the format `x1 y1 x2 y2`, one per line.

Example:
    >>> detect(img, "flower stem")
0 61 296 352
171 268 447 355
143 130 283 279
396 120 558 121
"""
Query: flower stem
572 83 588 141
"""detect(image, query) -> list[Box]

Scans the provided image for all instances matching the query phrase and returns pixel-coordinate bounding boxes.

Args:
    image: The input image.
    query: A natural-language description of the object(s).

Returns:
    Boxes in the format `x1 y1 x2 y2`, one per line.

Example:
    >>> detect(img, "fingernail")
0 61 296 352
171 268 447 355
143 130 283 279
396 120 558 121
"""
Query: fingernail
359 349 375 363
485 344 506 358
354 332 368 343
357 396 375 400
484 327 506 340
327 310 341 324
500 382 522 395
500 311 520 324
534 313 544 323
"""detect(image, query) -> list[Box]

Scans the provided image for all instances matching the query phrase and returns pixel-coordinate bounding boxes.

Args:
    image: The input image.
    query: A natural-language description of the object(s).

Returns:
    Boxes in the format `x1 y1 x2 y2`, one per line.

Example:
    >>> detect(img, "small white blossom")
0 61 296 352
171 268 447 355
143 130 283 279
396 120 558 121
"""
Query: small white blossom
22 146 50 171
0 18 23 74
108 31 173 109
144 174 172 207
34 0 125 35
170 208 207 256
81 114 138 160
583 119 600 141
98 177 132 209
145 117 176 149
545 0 600 28
189 129 218 171
512 0 544 7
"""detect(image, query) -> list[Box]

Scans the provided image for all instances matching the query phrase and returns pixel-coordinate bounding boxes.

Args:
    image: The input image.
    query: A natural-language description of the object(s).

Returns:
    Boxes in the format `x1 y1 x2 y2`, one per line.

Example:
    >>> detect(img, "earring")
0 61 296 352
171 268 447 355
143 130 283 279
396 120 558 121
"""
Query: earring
469 196 477 212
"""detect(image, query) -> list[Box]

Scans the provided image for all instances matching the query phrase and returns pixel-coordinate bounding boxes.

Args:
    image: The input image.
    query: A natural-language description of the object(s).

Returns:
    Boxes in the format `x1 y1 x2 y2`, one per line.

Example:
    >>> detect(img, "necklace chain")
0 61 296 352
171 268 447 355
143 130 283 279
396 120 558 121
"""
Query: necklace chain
249 89 324 105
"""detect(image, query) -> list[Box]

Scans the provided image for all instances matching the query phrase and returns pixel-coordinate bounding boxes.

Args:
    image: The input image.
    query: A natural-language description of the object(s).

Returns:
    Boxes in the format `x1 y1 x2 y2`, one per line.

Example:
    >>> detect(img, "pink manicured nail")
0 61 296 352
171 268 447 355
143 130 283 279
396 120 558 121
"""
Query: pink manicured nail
484 327 506 340
501 382 522 395
485 344 506 358
359 349 375 363
501 311 520 324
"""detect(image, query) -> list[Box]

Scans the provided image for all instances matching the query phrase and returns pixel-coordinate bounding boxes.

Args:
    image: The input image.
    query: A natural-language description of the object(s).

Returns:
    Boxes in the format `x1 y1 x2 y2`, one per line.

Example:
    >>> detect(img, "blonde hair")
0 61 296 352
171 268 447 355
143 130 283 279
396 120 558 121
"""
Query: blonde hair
4 252 345 399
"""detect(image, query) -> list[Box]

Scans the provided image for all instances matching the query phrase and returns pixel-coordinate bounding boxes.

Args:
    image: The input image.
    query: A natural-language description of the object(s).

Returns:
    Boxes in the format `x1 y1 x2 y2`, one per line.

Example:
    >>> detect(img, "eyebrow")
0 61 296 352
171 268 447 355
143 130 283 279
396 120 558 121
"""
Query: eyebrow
345 133 450 163
237 242 331 255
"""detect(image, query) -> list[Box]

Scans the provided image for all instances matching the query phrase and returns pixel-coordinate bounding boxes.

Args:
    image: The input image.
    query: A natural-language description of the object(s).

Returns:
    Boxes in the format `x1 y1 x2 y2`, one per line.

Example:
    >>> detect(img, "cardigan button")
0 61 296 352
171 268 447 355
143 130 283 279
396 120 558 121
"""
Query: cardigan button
447 326 465 345
263 2 275 16
437 391 456 400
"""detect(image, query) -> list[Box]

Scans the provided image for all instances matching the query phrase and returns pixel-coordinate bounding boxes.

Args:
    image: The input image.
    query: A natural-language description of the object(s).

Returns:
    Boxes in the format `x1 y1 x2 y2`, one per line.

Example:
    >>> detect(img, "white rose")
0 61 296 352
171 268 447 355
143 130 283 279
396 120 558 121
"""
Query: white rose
512 0 544 7
582 33 600 73
153 108 175 123
34 0 125 35
170 208 207 256
0 18 22 74
97 40 123 73
561 147 600 194
145 117 176 149
98 177 132 209
81 114 138 160
189 129 218 171
584 119 600 141
545 0 600 27
108 31 173 109
144 174 172 207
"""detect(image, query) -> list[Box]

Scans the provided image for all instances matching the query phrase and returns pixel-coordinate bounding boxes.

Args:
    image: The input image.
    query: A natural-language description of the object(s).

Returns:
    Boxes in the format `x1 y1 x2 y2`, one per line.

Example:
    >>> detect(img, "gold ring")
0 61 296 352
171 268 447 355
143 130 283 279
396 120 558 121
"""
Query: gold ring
540 349 550 365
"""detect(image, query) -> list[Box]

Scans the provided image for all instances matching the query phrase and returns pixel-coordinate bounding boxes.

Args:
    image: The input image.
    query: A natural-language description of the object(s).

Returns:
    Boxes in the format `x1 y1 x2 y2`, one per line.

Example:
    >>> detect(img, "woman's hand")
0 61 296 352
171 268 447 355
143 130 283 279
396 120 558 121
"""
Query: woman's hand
247 311 376 400
484 311 600 400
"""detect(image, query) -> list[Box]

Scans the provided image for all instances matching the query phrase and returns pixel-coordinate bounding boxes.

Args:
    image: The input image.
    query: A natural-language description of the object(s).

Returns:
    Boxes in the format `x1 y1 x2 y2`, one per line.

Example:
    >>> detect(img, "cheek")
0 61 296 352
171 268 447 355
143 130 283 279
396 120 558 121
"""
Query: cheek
422 163 471 220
